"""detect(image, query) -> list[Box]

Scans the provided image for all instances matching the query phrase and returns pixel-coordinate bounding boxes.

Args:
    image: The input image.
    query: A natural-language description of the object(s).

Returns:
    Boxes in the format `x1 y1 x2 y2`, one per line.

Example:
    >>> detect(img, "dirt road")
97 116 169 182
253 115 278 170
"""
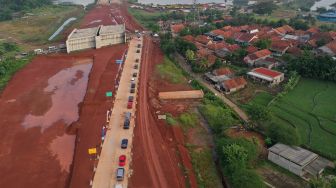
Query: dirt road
128 36 185 188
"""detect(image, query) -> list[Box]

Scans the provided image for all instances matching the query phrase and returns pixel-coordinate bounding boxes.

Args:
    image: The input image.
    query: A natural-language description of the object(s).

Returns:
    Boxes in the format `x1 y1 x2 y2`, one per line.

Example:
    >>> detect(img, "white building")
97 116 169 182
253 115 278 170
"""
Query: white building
247 67 284 86
66 24 126 53
268 143 333 179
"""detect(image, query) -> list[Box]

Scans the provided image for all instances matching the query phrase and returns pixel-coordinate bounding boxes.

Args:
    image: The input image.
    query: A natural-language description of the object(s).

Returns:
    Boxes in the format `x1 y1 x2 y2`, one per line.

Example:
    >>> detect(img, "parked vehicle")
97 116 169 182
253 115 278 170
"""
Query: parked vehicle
136 49 140 53
119 155 126 166
127 101 133 109
135 58 139 63
131 77 135 82
134 64 138 69
128 96 134 102
131 83 136 88
116 168 125 181
130 88 135 93
137 44 141 48
123 112 131 129
133 72 137 77
115 184 123 188
121 139 128 149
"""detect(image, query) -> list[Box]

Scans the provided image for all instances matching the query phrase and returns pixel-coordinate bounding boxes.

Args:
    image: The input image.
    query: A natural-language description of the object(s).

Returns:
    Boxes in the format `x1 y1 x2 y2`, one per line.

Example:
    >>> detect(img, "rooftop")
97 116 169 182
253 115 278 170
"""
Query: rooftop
269 143 318 167
69 27 99 39
99 24 125 34
251 67 283 78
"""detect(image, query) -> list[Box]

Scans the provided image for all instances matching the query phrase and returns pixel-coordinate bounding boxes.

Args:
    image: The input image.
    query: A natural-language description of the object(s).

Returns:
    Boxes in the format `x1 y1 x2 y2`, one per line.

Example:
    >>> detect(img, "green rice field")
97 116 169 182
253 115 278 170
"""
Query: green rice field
253 79 336 159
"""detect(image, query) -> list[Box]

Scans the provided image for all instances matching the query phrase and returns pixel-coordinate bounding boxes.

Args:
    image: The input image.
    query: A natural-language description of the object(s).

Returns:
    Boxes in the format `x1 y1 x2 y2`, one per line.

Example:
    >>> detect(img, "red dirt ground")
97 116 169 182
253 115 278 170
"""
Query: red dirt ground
0 44 126 188
128 36 198 188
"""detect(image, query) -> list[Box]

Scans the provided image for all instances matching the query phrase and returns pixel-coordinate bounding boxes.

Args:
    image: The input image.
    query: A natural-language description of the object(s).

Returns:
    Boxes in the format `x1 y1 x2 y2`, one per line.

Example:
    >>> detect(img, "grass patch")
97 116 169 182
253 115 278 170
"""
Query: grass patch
128 8 164 31
190 148 222 188
0 56 33 91
178 112 198 131
248 92 274 107
266 78 336 159
156 57 186 84
166 113 178 126
0 5 84 47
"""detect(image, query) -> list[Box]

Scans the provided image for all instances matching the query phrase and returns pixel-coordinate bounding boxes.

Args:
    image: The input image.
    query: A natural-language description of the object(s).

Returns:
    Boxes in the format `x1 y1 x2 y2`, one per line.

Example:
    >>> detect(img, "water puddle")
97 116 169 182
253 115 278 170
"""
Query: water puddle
22 62 92 132
49 134 76 172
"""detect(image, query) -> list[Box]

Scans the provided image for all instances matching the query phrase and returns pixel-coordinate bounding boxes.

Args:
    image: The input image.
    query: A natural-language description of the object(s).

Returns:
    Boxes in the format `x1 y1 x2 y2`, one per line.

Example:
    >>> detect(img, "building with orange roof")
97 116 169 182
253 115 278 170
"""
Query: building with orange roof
318 41 336 56
244 49 272 66
207 42 228 51
220 77 247 93
270 40 292 56
170 23 185 36
182 35 194 43
273 25 295 36
195 35 213 45
247 67 284 85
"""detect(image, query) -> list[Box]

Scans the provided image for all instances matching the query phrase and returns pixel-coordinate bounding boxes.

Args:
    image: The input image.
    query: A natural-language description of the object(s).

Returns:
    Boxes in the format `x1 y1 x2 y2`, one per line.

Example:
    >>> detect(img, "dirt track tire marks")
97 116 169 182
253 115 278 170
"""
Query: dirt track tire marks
135 36 183 188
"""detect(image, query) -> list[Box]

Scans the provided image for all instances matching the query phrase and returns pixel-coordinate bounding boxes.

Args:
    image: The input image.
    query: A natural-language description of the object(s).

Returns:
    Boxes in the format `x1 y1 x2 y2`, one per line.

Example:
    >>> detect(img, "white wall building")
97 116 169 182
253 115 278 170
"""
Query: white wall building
66 24 126 53
268 143 333 179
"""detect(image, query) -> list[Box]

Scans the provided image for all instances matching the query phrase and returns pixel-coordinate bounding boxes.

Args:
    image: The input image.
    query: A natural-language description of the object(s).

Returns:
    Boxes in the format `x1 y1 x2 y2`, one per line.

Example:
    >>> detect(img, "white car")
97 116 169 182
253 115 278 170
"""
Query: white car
131 78 135 81
115 184 123 188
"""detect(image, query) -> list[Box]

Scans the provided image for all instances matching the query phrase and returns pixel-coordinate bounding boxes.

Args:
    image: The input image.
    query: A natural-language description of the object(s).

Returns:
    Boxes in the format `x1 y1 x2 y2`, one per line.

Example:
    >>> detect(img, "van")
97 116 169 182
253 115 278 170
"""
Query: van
116 168 124 181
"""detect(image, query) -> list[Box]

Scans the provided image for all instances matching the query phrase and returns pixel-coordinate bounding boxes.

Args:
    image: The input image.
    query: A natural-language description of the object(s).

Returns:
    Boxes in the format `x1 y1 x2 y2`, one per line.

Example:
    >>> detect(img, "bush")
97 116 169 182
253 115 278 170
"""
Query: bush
268 123 300 146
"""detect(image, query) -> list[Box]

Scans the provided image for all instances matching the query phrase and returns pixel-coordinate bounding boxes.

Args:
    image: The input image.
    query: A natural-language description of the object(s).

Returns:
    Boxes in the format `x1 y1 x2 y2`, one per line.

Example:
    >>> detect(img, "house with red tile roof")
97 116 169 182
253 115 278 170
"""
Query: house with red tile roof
247 67 284 85
246 46 258 54
215 44 241 58
270 40 292 56
207 42 228 51
273 25 295 36
235 33 258 45
318 41 336 56
330 31 336 40
254 57 279 69
244 49 272 66
220 77 247 93
182 35 194 43
213 67 234 77
204 67 233 84
287 46 302 56
195 35 213 45
306 27 320 36
171 23 185 36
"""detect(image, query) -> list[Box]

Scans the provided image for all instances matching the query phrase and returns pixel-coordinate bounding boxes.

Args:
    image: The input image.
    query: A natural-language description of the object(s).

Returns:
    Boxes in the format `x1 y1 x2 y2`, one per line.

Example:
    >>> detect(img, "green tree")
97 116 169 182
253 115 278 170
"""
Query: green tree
230 169 265 188
246 104 271 122
254 39 272 49
268 123 300 145
253 1 277 15
185 49 195 62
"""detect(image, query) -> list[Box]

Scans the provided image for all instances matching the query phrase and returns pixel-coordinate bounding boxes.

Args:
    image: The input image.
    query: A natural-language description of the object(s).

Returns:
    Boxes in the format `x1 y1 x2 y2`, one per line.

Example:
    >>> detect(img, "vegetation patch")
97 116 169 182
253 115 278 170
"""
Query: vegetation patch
0 5 84 47
190 149 221 188
156 57 186 84
253 79 336 159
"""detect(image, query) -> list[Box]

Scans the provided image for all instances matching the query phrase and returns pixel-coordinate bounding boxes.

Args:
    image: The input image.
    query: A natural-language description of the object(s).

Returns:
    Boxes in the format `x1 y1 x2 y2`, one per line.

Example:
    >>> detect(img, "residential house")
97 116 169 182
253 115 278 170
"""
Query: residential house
318 41 336 56
270 40 292 56
247 67 284 85
235 33 258 45
195 35 213 46
246 46 258 54
204 67 233 84
182 35 194 43
171 23 185 37
215 44 241 58
207 42 228 52
272 25 295 36
244 49 272 66
220 77 247 93
268 143 334 179
254 57 279 69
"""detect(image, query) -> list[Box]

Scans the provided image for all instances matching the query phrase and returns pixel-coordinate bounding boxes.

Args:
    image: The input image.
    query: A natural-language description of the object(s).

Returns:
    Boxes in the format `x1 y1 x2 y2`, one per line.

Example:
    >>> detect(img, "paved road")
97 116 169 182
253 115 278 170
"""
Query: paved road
92 37 143 188
175 54 249 123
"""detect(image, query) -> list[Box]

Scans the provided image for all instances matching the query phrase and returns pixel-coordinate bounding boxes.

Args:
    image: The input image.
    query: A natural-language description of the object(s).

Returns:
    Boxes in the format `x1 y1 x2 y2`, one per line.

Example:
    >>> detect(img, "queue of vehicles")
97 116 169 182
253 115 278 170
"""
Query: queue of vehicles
115 41 142 187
